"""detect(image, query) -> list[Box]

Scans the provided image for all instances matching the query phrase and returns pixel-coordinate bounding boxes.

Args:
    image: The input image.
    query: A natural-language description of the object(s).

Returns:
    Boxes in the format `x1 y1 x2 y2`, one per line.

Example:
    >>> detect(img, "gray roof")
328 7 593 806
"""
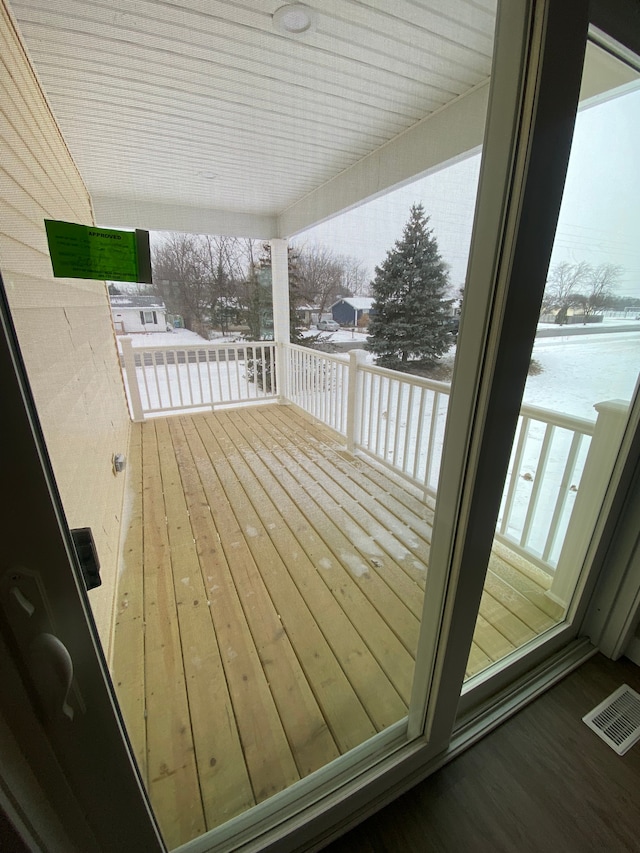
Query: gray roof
331 297 375 311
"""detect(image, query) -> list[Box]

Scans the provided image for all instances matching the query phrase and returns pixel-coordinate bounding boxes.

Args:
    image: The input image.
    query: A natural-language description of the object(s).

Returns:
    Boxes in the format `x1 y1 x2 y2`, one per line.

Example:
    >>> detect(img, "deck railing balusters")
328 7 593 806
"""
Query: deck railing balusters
120 337 279 416
413 388 427 482
542 431 583 563
402 384 415 476
520 423 555 550
424 390 441 498
500 416 530 537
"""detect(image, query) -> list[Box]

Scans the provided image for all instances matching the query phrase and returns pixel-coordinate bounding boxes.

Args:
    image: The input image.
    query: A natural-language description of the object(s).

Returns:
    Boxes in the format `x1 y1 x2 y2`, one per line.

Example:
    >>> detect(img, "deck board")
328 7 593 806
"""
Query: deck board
112 404 564 848
223 409 417 703
173 418 302 802
197 415 391 743
234 408 423 640
184 415 342 778
141 421 206 849
256 407 428 593
156 418 256 827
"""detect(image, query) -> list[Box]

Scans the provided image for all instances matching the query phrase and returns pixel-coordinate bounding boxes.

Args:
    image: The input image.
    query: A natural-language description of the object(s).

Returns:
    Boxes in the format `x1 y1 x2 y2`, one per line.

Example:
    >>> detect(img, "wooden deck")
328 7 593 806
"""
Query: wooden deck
110 404 563 849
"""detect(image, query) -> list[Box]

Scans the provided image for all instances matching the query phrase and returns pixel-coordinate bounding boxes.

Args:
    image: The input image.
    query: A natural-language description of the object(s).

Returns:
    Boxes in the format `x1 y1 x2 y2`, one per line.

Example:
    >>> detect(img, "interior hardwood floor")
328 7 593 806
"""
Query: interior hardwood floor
321 654 640 853
110 404 564 849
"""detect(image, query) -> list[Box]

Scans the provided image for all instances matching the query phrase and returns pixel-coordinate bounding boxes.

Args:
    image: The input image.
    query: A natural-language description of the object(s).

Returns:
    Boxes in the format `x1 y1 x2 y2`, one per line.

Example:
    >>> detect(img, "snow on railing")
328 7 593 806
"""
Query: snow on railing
121 337 277 419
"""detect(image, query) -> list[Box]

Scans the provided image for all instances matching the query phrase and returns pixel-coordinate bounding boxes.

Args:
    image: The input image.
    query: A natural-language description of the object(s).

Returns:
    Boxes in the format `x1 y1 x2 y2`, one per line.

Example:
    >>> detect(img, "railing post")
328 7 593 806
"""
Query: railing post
270 238 290 403
120 336 145 422
346 349 367 453
549 399 629 607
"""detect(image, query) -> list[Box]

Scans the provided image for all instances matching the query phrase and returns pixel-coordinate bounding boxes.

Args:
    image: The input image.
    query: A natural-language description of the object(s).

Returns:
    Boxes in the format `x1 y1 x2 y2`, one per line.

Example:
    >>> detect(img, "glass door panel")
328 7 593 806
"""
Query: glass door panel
465 39 640 680
0 1 499 849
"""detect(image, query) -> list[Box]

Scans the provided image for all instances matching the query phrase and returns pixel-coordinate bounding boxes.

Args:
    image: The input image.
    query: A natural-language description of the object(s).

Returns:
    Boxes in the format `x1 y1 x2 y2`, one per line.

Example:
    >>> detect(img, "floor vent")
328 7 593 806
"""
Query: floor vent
583 684 640 755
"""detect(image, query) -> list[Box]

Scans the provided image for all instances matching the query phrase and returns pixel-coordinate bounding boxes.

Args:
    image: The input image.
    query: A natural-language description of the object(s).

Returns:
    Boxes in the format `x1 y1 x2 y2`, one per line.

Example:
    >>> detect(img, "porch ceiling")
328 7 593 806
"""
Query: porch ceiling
9 0 496 237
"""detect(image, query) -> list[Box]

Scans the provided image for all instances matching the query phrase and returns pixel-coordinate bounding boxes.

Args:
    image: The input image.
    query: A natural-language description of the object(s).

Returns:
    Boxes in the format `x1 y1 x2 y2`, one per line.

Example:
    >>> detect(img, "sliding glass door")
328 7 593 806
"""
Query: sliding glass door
2 2 639 852
434 0 640 728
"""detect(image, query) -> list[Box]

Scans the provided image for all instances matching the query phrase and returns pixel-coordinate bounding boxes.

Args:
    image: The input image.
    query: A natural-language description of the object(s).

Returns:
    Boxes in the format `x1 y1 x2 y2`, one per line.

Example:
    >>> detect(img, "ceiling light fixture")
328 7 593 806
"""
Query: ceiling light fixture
273 3 317 37
198 170 218 180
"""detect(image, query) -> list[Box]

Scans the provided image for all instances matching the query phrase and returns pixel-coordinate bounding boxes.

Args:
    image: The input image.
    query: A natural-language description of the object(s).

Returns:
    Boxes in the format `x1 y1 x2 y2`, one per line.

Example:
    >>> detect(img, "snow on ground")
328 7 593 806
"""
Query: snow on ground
120 323 639 420
525 330 639 419
301 328 370 344
504 329 639 561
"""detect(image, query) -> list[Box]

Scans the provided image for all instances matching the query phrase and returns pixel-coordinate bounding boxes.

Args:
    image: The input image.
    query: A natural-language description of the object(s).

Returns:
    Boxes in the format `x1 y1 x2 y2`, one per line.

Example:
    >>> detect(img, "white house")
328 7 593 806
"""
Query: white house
110 295 168 334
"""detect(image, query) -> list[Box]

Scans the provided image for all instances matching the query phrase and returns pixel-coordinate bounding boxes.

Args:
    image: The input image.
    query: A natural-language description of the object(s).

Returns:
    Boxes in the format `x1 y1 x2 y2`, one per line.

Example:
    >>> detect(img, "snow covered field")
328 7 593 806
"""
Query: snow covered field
525 329 639 418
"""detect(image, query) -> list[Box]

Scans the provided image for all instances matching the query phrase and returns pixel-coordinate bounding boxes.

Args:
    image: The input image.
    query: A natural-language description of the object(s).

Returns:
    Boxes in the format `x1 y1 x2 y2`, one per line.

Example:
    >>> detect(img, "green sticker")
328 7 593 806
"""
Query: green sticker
44 220 152 283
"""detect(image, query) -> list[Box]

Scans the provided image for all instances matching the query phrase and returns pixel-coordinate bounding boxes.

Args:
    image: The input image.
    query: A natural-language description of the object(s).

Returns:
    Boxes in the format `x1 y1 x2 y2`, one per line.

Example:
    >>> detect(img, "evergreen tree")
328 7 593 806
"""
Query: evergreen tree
367 204 453 369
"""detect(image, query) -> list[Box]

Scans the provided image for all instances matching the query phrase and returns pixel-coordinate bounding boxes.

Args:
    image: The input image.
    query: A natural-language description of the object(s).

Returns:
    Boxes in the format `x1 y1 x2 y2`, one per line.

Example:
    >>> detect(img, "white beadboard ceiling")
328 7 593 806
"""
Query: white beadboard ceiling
9 0 497 236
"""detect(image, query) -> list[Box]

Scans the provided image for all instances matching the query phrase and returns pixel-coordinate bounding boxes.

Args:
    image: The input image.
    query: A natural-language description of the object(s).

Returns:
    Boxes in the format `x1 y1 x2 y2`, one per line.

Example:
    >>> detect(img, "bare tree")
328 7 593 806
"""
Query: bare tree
341 256 371 297
293 244 344 313
151 232 375 336
542 261 591 323
203 235 246 333
542 261 622 322
152 232 209 332
574 263 622 316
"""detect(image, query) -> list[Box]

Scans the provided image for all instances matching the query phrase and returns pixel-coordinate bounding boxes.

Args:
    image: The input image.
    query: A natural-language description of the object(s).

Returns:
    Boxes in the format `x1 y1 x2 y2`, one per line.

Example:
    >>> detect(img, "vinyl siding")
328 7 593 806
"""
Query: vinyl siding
0 0 130 659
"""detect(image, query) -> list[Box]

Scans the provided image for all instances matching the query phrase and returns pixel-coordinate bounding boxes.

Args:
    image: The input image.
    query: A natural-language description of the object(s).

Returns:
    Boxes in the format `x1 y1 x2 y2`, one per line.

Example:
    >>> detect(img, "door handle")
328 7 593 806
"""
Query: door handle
29 632 75 721
1 567 83 722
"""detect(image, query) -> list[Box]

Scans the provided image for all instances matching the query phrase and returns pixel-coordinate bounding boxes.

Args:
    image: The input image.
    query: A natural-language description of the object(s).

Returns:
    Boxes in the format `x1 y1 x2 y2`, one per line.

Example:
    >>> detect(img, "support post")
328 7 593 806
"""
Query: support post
549 399 629 607
270 238 290 403
346 349 367 453
120 336 145 422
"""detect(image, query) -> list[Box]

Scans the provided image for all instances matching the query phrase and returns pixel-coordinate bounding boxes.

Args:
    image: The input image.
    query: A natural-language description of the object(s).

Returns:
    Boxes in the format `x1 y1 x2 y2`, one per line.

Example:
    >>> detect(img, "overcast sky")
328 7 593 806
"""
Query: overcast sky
294 82 640 300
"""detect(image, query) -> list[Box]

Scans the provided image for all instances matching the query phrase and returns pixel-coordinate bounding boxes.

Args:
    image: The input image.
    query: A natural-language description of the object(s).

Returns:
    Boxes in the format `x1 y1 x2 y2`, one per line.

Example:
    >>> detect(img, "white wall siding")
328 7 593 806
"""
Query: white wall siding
0 0 130 659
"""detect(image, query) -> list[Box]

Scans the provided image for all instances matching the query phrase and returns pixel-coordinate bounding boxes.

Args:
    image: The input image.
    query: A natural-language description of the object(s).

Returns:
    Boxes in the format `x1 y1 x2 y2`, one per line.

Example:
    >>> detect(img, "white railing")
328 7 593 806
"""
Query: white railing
286 343 350 435
282 345 618 577
496 404 594 569
355 360 450 498
121 337 277 420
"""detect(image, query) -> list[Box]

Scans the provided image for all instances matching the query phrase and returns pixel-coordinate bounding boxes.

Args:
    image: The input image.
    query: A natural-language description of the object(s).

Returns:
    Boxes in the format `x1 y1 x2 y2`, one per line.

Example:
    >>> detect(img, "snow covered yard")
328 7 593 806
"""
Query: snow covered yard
525 329 639 417
117 324 639 426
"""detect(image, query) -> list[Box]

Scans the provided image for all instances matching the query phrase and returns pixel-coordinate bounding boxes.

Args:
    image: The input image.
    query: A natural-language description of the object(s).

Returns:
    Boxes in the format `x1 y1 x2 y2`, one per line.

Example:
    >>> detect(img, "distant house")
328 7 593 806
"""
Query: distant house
110 295 168 334
331 297 375 327
296 304 321 327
